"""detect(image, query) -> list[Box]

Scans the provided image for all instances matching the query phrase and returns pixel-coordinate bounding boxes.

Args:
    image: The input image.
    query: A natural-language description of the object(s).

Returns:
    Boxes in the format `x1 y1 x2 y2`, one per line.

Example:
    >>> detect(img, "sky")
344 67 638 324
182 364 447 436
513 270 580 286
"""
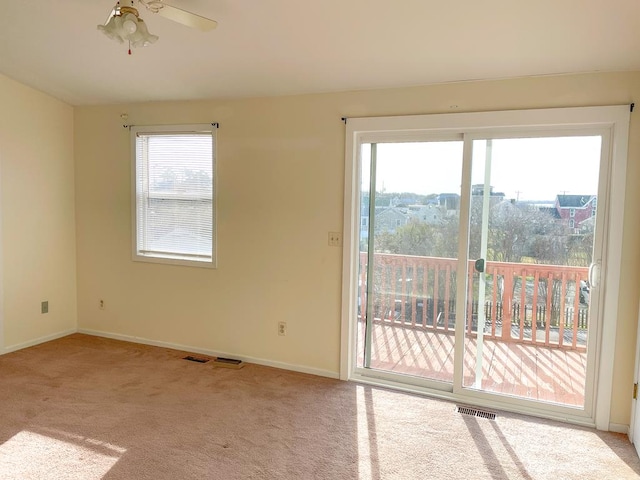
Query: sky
361 136 602 202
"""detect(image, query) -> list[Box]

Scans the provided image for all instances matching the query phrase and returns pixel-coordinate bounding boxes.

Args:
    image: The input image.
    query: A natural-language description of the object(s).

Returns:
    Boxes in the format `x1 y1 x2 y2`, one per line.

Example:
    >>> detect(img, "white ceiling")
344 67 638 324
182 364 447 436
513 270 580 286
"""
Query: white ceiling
1 0 639 106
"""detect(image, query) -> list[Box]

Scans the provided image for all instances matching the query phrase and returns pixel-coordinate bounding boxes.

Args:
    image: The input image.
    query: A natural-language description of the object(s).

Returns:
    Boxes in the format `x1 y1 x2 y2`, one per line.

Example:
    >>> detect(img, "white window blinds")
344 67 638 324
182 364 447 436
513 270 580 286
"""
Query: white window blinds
133 125 215 267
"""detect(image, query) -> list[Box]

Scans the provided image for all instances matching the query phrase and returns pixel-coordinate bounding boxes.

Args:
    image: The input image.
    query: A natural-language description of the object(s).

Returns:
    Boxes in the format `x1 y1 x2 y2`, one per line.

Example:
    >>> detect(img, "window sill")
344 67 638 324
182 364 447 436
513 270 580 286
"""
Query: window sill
132 253 216 269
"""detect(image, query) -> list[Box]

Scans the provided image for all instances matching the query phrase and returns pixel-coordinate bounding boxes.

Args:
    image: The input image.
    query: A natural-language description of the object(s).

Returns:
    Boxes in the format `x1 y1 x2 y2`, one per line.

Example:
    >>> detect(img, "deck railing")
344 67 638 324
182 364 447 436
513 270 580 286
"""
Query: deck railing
358 252 589 351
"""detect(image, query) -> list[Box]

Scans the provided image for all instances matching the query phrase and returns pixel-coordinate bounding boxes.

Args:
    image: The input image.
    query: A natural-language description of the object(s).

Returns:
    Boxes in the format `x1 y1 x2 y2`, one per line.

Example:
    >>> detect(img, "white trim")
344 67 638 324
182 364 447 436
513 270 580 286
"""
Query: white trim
2 328 77 354
629 303 640 445
593 108 630 430
340 123 359 380
78 329 339 380
341 105 631 430
342 106 630 136
609 423 630 435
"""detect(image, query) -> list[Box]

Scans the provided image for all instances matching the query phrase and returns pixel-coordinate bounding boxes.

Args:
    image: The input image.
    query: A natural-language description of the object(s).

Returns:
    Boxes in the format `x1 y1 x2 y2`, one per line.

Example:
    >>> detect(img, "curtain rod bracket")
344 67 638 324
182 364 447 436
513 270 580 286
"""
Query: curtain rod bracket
341 117 347 124
631 103 635 113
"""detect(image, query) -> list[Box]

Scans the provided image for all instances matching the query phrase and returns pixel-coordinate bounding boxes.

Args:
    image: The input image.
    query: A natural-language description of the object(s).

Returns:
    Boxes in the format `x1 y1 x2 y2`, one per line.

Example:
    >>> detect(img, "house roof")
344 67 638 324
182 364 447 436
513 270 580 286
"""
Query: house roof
0 1 638 106
556 195 595 208
539 207 562 219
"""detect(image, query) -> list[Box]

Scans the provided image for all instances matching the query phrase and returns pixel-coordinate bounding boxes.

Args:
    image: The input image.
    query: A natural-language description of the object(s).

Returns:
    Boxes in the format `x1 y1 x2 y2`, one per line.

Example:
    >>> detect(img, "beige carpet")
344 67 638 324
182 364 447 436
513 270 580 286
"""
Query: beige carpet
0 334 638 480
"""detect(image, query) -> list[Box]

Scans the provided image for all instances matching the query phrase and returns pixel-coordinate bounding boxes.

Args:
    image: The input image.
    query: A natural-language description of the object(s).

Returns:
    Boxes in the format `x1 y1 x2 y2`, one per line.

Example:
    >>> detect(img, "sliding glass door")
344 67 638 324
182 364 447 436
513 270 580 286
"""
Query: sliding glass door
357 140 463 386
344 106 629 423
462 136 602 408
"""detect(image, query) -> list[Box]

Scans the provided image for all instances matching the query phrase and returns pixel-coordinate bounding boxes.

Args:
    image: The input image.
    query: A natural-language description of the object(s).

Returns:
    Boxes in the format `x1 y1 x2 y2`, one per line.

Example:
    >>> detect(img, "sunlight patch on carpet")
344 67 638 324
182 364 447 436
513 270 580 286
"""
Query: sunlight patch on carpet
356 386 380 479
0 430 125 479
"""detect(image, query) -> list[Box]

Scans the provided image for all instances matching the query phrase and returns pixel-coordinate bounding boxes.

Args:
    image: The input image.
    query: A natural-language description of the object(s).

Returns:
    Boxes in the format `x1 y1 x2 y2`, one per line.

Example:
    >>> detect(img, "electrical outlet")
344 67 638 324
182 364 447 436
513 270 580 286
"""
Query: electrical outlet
99 299 105 310
328 232 342 247
278 321 287 336
41 301 48 314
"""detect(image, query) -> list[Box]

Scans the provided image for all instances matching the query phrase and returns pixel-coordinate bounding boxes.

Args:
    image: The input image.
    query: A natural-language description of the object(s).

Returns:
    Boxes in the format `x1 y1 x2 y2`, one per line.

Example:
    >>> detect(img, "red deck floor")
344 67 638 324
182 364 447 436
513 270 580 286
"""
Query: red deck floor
357 321 586 407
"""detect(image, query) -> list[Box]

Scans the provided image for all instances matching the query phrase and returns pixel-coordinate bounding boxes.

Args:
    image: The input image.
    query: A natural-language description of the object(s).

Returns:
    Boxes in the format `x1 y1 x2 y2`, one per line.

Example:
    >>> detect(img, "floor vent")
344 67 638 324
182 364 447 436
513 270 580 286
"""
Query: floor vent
183 355 210 363
212 357 245 369
456 405 496 420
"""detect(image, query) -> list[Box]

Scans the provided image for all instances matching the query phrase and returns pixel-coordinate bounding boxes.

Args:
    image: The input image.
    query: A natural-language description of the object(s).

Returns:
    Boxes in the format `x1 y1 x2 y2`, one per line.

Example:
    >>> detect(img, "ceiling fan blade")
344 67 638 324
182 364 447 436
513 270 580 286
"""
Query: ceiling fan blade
156 4 218 31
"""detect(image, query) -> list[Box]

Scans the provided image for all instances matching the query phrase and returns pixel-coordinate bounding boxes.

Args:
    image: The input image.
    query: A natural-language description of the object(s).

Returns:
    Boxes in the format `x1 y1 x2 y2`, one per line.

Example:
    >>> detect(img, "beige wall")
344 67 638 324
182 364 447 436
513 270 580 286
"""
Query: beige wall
74 71 640 425
0 74 77 349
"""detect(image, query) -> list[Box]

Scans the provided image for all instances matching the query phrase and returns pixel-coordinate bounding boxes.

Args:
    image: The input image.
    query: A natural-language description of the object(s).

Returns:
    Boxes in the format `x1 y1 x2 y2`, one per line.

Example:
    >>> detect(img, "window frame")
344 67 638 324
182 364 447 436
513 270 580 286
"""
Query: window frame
340 105 630 431
131 123 217 269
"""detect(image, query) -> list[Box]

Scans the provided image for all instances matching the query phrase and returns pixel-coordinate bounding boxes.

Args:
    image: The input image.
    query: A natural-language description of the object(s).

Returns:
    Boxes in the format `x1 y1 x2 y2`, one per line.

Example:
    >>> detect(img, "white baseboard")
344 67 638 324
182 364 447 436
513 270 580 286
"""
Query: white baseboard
77 328 340 380
609 423 629 435
2 328 77 354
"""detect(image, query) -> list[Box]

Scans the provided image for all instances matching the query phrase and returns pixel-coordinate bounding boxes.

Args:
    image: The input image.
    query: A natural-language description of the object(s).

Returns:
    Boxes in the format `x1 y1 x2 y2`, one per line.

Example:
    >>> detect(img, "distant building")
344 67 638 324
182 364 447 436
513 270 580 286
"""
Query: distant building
471 184 506 207
360 203 446 237
555 194 596 231
404 204 444 224
375 207 410 233
436 193 460 213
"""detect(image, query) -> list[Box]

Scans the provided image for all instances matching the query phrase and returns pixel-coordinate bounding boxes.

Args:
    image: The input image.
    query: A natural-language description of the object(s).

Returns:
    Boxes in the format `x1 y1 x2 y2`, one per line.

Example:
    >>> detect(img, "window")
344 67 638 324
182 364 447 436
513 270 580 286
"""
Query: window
570 208 576 217
132 124 216 268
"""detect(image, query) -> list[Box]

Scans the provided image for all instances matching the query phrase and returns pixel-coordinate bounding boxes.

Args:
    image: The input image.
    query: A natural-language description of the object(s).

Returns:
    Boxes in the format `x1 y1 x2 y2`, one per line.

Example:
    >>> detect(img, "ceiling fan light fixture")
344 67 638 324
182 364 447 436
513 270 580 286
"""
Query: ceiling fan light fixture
130 17 158 48
122 15 138 35
97 1 159 52
97 15 125 44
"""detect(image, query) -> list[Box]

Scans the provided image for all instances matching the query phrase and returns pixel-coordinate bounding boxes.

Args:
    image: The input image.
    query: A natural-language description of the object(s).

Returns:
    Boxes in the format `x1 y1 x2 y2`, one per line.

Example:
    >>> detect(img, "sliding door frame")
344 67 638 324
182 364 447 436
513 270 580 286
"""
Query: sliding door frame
340 106 630 430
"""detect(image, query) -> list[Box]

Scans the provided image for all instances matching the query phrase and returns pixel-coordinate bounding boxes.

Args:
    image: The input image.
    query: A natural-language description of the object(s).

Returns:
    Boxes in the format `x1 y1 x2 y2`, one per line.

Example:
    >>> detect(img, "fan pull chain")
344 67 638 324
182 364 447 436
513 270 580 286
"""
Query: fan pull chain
128 40 132 55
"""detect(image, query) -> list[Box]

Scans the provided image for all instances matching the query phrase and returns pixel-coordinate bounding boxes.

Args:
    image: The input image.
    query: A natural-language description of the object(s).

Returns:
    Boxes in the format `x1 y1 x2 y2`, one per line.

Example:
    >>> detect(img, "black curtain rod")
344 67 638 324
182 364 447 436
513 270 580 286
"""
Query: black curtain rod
122 123 219 129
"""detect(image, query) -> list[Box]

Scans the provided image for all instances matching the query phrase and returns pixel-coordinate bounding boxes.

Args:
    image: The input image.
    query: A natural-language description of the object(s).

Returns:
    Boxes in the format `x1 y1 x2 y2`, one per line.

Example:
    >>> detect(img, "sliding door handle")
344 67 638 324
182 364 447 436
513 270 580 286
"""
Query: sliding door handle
588 261 601 288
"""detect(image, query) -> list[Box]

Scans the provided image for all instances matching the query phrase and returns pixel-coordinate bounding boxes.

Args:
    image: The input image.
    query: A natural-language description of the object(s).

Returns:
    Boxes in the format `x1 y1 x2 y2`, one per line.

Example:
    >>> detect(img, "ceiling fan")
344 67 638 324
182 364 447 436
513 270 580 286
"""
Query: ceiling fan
98 0 217 54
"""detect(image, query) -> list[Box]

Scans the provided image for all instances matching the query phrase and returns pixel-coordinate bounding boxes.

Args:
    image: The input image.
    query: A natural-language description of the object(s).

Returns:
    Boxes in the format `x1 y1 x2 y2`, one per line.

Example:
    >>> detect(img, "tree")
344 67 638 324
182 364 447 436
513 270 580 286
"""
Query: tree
376 197 591 267
375 214 458 258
